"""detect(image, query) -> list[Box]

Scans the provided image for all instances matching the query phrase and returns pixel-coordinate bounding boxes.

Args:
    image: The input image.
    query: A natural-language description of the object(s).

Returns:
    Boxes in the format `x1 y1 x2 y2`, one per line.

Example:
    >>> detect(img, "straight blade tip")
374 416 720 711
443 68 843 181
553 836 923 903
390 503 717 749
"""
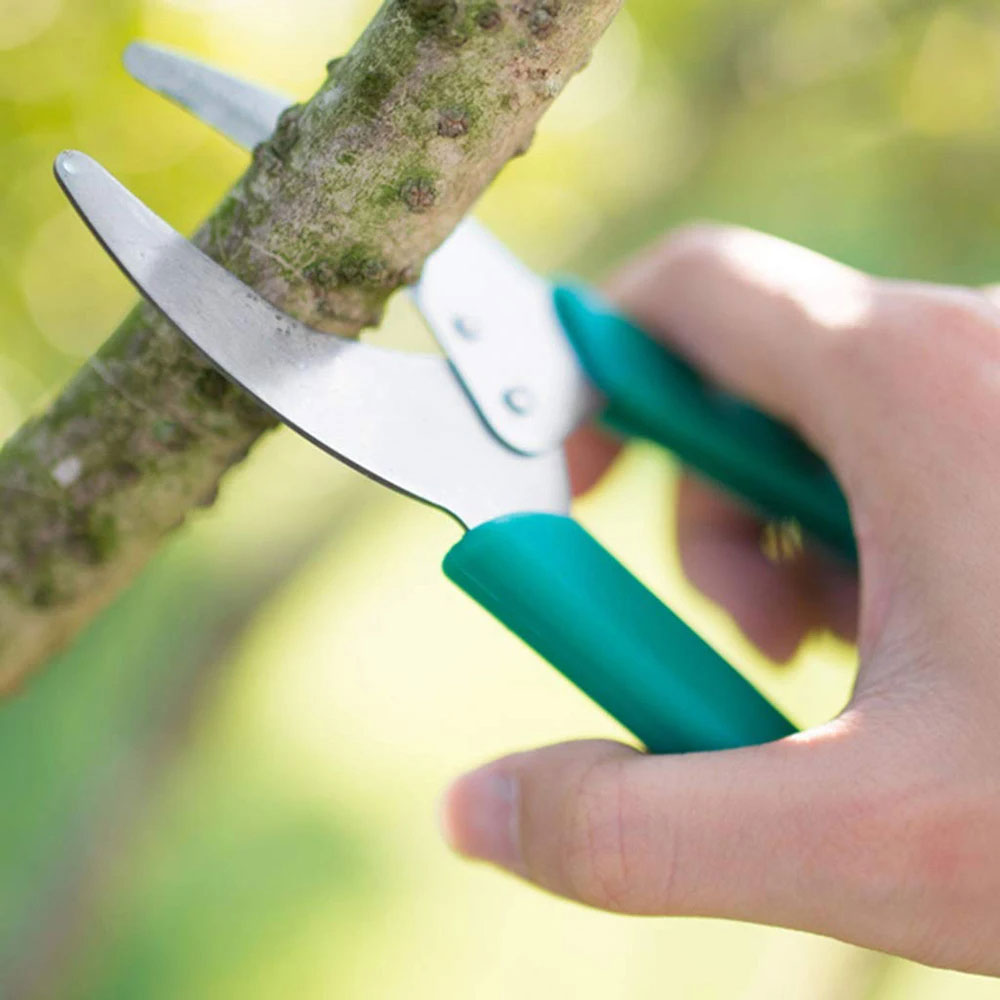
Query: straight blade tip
122 40 162 79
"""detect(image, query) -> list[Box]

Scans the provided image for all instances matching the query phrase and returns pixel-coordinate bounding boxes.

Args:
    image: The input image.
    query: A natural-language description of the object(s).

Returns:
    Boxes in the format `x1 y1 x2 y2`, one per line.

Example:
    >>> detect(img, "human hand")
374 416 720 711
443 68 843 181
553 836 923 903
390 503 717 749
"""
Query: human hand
442 224 1000 974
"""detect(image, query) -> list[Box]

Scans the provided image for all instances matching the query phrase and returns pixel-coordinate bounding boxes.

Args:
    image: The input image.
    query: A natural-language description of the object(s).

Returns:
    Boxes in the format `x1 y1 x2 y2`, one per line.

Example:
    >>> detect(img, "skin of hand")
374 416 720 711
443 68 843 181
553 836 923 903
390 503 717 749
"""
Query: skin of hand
440 224 1000 975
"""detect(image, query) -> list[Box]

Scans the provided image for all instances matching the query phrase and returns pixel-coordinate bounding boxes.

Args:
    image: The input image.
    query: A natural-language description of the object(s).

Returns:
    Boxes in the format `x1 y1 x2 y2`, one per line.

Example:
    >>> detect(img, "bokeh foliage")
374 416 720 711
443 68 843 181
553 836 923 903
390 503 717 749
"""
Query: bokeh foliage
3 0 1000 997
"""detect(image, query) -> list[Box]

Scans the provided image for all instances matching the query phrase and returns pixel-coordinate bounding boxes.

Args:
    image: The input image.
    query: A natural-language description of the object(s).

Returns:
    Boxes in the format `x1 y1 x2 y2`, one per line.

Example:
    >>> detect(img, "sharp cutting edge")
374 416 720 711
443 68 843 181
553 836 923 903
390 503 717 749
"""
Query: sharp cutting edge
54 151 569 529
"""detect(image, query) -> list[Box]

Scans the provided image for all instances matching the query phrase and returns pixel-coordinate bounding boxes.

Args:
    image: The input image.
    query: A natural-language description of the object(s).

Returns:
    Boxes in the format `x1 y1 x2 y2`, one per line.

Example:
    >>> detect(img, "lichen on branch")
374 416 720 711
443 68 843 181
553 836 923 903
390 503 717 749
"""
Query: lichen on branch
0 0 622 692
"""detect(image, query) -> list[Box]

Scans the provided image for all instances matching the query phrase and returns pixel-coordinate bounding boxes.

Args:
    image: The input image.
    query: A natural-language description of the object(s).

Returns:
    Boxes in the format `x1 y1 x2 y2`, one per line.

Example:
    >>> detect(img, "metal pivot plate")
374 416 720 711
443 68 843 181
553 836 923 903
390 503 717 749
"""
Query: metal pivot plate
54 152 570 528
123 41 603 456
412 221 602 455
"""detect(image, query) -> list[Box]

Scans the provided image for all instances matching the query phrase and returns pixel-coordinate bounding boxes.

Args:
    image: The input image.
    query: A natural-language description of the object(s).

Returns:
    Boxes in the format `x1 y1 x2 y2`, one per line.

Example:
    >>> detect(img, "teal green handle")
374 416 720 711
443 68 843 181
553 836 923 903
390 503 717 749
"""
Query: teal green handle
554 284 857 564
444 514 796 754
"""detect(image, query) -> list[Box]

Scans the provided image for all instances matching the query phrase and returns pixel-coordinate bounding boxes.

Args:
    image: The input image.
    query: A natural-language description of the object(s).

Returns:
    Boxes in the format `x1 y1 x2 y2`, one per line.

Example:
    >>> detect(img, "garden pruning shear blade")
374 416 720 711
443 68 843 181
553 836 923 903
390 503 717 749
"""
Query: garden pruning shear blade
54 43 856 755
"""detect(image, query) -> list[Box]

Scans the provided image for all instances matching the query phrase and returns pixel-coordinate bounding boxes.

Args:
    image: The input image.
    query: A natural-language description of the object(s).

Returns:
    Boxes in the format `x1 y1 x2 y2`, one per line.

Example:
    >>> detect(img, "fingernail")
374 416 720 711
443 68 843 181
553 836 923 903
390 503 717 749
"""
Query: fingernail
440 768 522 871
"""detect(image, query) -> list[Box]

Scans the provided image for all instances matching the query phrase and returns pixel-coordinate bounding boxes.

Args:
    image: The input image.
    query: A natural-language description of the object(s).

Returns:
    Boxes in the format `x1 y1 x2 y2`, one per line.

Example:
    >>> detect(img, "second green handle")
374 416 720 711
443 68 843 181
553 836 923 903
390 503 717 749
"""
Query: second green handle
555 284 857 564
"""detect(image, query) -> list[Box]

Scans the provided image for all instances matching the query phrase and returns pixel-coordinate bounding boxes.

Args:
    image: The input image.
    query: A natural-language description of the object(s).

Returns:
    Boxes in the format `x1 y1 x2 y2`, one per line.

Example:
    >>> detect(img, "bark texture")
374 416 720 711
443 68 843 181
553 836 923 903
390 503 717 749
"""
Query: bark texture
0 0 622 692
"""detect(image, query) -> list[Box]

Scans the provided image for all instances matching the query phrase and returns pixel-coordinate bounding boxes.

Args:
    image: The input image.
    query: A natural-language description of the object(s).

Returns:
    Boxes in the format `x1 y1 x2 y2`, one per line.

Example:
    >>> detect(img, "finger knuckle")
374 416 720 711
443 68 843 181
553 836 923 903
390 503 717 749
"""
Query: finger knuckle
902 289 998 348
560 758 663 913
823 285 999 390
659 222 742 275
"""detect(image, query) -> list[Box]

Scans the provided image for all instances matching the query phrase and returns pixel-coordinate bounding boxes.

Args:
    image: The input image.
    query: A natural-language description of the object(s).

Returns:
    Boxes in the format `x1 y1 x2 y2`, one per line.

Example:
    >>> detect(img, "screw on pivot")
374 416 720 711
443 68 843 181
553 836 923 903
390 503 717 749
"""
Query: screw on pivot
503 386 535 416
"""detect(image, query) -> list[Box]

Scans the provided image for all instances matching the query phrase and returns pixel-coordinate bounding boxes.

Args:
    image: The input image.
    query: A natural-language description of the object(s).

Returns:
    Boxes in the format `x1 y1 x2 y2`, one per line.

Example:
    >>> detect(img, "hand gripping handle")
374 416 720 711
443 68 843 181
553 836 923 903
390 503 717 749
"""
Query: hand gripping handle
444 514 796 754
554 285 857 564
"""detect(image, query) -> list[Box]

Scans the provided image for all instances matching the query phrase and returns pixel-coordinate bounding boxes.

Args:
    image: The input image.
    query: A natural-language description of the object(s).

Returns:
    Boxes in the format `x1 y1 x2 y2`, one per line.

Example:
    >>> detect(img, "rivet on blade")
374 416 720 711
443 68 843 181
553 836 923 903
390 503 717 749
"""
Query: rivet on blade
453 316 479 340
503 387 535 416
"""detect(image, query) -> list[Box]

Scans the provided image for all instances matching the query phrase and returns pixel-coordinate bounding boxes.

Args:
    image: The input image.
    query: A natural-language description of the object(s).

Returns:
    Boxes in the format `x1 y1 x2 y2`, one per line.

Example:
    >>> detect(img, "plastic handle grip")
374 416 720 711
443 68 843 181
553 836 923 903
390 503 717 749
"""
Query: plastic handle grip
444 514 796 754
554 284 857 564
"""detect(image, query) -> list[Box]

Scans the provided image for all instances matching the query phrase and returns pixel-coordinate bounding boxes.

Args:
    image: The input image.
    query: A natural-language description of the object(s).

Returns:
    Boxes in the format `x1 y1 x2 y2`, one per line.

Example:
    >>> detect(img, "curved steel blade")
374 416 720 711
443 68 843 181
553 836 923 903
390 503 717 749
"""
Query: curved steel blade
54 152 569 528
123 42 289 150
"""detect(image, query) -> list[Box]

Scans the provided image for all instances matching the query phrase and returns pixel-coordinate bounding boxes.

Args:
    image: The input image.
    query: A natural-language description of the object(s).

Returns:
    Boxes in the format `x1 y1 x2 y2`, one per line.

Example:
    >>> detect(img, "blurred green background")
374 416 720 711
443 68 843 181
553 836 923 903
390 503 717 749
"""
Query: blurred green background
2 0 1000 996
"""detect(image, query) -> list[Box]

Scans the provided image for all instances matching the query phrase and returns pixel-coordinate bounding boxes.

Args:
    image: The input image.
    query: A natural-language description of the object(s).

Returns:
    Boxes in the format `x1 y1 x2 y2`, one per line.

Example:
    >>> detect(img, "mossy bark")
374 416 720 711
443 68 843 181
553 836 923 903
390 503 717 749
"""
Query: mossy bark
0 0 622 692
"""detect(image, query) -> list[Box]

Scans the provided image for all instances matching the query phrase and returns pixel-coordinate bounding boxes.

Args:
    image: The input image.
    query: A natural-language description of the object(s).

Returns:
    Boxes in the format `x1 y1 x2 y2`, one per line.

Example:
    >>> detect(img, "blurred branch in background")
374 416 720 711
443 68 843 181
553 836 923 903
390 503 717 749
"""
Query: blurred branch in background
0 475 380 998
0 0 622 691
585 0 1000 283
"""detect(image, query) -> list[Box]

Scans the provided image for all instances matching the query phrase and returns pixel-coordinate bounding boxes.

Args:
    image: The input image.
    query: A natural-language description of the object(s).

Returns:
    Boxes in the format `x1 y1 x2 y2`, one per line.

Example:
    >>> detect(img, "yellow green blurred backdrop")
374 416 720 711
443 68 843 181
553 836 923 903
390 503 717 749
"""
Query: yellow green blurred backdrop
2 0 1000 996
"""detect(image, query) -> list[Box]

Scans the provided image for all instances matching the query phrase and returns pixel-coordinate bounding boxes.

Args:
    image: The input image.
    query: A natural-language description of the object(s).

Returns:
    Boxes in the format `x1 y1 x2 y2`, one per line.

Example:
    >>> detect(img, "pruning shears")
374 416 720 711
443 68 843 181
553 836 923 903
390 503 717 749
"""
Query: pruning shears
53 43 855 755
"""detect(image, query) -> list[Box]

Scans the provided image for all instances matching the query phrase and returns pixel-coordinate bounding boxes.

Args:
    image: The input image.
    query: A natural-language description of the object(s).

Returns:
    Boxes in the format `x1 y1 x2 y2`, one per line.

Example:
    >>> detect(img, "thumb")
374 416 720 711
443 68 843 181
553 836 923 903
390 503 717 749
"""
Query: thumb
441 727 902 945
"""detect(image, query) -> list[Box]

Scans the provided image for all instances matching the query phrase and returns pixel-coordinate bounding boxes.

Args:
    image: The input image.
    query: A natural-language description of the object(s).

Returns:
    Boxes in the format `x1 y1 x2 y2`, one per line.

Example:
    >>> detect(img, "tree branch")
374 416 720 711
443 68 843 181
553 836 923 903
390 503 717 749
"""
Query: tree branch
0 0 622 692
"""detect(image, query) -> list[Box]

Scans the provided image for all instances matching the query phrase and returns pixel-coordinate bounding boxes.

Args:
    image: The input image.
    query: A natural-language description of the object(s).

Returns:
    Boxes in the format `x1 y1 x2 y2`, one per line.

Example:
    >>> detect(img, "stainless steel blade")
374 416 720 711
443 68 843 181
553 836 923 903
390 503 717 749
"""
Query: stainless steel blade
123 42 603 455
54 151 569 528
123 42 289 150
